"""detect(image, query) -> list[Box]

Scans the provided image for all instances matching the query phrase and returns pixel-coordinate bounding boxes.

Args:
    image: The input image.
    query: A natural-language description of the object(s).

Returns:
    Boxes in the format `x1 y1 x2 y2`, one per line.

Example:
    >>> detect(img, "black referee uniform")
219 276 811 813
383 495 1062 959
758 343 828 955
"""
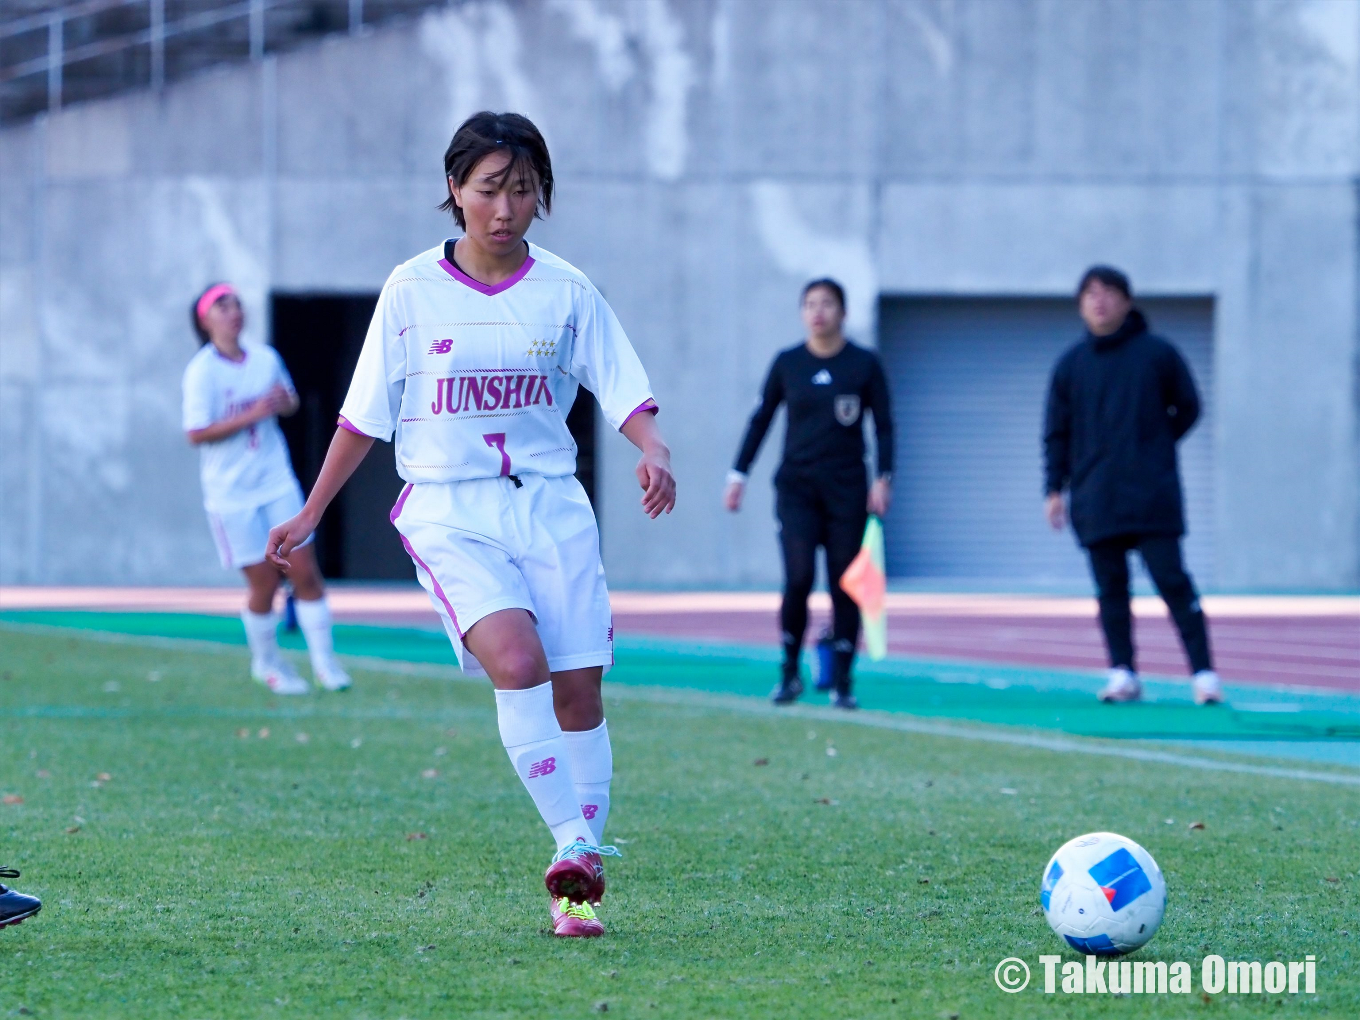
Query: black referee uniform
732 341 894 699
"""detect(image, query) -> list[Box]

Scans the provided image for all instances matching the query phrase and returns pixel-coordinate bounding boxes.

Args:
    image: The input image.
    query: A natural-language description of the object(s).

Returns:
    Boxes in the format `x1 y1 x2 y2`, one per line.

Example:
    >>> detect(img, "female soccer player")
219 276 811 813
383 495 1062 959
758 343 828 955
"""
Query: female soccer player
724 279 894 709
182 283 352 695
266 112 675 938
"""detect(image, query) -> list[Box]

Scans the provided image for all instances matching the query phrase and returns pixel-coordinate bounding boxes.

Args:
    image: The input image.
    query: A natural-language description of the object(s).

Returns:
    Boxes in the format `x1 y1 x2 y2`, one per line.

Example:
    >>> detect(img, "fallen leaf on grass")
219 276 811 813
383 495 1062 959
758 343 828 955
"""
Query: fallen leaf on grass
434 747 447 757
65 826 80 834
236 728 250 739
2 794 23 805
1000 788 1017 795
96 773 112 782
1189 821 1206 830
594 1003 608 1013
350 737 363 749
36 770 50 779
258 728 270 739
753 758 769 767
918 878 930 885
815 797 838 806
1325 876 1340 883
295 733 310 744
417 944 436 953
421 769 438 779
826 747 839 758
406 832 428 841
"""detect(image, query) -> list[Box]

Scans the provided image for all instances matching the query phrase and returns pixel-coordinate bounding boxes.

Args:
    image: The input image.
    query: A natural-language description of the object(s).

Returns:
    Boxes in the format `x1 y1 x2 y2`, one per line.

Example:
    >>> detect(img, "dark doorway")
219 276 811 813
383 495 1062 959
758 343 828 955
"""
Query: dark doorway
270 293 600 578
271 293 412 580
567 390 597 508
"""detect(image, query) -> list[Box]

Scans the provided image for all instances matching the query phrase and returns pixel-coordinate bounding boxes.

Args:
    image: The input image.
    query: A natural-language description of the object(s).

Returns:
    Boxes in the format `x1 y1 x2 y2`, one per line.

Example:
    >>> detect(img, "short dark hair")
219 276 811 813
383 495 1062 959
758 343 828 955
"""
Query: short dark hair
1077 265 1132 300
439 112 553 229
801 277 846 310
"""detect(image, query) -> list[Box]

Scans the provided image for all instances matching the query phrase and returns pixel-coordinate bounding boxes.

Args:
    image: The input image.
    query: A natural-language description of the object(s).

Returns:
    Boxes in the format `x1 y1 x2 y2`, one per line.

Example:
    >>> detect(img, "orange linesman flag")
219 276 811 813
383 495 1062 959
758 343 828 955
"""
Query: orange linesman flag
839 514 887 660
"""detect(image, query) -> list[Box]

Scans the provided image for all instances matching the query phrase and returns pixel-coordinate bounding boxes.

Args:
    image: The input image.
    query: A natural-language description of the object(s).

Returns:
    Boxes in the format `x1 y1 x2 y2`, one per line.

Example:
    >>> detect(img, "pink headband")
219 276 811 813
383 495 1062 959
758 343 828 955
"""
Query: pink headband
196 283 237 323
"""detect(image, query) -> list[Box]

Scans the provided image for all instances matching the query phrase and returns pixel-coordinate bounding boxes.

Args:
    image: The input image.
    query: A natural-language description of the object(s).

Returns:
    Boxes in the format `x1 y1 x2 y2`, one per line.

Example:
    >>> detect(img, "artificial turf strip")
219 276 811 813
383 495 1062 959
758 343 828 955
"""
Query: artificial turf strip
4 610 1359 743
0 629 1357 1019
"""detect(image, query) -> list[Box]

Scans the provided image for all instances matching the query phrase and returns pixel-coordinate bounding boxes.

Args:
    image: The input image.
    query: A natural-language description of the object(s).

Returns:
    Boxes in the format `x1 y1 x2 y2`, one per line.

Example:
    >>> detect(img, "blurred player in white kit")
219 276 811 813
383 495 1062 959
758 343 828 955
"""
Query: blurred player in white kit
266 112 676 938
182 283 352 695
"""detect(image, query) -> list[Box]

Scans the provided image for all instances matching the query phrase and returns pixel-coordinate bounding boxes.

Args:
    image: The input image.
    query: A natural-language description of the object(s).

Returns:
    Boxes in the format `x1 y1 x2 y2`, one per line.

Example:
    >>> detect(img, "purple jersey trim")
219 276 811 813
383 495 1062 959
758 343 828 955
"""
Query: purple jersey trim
621 398 659 429
337 414 376 438
437 254 536 296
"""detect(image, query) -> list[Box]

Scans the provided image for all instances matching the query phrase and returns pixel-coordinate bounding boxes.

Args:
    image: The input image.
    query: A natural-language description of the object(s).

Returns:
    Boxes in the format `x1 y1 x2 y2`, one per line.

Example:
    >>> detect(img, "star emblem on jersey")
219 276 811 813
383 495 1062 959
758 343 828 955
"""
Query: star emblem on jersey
526 339 558 358
427 338 453 355
812 369 832 385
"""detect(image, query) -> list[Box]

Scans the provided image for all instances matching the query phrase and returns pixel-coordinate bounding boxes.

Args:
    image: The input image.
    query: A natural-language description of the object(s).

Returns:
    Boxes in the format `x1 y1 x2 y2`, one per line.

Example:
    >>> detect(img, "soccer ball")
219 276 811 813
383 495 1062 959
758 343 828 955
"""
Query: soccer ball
1040 832 1166 956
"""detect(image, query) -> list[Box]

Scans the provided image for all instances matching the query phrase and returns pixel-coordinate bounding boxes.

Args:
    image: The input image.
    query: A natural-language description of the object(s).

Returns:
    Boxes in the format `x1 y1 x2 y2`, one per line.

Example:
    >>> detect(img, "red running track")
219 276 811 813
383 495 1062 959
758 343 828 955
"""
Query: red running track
3 588 1356 693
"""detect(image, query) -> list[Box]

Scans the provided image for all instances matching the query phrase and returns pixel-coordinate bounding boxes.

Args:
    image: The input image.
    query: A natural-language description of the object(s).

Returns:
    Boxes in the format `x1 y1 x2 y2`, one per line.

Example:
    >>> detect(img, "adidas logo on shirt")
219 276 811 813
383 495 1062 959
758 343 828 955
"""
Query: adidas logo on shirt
812 369 832 385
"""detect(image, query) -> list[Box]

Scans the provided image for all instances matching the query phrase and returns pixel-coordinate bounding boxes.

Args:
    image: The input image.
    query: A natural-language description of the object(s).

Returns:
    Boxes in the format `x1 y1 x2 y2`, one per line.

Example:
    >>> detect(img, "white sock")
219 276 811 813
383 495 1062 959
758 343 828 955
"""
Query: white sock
293 596 338 673
562 720 612 845
241 609 281 668
495 682 593 852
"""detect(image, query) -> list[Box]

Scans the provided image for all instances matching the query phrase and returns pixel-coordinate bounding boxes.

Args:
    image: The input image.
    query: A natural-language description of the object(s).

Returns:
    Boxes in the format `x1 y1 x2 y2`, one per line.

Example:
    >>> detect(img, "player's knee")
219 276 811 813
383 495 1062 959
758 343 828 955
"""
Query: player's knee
491 649 548 689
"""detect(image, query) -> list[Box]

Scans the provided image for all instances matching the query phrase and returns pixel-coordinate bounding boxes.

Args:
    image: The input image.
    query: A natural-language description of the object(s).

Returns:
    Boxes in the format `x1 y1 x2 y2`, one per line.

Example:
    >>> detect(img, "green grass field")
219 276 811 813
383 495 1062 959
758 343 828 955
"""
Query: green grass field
1 625 1356 1018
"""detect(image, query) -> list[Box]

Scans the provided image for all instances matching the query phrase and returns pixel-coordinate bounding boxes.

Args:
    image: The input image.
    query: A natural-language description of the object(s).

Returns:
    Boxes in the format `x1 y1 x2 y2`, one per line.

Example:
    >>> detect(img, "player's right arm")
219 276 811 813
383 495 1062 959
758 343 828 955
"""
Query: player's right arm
1042 351 1073 530
267 427 374 564
185 387 292 445
724 355 785 512
268 277 407 565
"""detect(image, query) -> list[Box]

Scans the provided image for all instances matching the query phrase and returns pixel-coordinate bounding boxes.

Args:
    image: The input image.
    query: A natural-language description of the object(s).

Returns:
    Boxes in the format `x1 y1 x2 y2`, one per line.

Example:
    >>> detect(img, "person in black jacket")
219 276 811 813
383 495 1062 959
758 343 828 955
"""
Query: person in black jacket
1043 265 1221 705
724 279 894 709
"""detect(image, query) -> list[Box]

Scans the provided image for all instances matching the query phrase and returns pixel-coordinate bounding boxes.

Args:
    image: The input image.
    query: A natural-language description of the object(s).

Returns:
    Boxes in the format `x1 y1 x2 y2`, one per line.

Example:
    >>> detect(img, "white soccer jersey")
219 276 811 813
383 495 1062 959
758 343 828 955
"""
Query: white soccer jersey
338 241 656 482
182 342 302 513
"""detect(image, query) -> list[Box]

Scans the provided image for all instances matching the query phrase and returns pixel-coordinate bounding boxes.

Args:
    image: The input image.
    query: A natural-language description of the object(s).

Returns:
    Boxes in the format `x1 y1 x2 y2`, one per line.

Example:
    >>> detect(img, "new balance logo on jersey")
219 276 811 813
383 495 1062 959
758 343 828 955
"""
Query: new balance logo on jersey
427 338 454 355
812 369 832 385
527 757 557 779
430 373 555 415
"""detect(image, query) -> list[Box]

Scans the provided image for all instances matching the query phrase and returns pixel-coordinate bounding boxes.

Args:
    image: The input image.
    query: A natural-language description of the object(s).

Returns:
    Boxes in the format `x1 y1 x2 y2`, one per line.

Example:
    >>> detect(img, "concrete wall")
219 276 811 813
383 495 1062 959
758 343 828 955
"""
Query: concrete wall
2 0 1357 591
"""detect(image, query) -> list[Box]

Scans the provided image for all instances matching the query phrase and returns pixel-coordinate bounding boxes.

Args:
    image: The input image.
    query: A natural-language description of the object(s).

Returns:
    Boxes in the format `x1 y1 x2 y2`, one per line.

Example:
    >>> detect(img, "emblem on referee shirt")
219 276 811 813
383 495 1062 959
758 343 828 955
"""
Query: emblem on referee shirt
834 395 861 425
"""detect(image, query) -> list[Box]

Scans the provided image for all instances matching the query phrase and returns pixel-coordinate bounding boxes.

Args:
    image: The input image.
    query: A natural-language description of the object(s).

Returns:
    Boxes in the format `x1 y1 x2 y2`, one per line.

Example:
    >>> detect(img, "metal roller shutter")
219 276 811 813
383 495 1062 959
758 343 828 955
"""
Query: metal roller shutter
878 297 1215 588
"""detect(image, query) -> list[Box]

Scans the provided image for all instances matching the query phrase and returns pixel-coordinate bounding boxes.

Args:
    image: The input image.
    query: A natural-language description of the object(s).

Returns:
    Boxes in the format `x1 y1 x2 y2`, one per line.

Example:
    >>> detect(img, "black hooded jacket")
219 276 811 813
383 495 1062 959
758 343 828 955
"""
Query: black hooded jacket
1042 309 1200 546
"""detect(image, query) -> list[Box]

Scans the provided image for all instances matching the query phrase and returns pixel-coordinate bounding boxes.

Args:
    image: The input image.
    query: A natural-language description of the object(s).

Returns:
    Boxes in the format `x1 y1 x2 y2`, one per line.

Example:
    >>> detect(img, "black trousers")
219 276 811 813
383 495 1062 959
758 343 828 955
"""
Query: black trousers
1085 534 1213 675
776 472 867 690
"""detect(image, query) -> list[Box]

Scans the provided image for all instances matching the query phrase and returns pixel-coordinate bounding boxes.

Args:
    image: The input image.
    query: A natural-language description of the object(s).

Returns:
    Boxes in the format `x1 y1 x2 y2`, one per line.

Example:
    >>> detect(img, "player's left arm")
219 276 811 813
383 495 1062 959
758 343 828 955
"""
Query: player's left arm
573 282 675 518
269 350 302 417
866 355 894 516
1161 343 1200 440
620 409 675 519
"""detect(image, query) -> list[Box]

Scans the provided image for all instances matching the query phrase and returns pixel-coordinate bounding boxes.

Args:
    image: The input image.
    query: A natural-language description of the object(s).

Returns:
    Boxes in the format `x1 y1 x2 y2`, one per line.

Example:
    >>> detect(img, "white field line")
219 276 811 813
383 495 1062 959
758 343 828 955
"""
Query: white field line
5 621 1358 788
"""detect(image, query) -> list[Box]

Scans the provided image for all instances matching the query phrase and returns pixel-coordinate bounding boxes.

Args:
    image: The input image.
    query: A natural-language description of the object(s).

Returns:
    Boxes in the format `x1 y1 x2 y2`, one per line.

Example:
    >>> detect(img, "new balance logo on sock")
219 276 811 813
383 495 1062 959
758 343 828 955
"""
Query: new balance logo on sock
527 757 557 778
581 804 598 819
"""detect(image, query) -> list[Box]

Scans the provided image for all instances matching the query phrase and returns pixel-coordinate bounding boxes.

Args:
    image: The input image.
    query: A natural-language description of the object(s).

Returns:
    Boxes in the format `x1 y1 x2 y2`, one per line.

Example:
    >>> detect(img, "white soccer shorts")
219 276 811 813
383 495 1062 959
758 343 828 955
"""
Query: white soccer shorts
390 473 614 677
206 484 310 570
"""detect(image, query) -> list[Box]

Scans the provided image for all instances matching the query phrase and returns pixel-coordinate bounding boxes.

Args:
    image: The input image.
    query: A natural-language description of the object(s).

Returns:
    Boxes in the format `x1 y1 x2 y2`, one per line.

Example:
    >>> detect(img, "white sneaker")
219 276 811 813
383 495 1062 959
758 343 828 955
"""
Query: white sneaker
314 660 353 692
1098 667 1142 703
1192 670 1224 705
251 658 311 696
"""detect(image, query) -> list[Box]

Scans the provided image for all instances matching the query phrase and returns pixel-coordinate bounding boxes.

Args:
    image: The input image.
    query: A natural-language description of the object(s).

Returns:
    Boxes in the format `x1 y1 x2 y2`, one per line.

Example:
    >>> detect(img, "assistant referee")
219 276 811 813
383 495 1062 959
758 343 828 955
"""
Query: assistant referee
724 279 894 709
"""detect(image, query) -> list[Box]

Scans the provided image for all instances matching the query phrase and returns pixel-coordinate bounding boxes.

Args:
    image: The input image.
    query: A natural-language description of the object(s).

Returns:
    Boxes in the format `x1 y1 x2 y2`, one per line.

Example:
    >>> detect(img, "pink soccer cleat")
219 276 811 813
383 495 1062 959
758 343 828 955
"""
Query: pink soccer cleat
550 896 605 937
544 840 620 905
